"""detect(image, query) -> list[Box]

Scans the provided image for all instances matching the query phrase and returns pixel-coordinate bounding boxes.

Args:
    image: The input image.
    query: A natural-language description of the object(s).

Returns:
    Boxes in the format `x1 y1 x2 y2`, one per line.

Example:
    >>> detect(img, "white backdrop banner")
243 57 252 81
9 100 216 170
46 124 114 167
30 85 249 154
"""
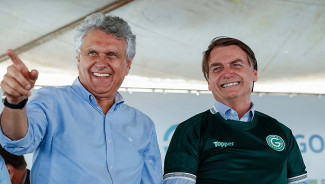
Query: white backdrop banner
1 90 324 183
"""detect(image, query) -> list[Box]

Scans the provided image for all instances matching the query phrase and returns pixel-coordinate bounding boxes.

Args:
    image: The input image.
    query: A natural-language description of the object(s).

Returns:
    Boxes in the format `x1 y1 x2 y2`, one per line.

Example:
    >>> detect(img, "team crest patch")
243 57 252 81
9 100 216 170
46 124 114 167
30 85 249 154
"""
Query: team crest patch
266 135 285 151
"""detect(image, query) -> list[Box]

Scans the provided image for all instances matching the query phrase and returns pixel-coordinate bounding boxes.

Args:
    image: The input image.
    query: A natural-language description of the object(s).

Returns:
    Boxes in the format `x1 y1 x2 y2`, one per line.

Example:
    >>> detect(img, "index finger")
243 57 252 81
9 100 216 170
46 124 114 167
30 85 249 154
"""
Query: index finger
7 49 28 70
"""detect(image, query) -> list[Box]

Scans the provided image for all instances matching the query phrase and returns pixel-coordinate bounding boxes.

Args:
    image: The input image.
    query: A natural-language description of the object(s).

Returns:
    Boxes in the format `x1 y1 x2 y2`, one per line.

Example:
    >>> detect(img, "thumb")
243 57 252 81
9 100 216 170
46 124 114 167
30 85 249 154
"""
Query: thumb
30 69 38 80
29 69 39 86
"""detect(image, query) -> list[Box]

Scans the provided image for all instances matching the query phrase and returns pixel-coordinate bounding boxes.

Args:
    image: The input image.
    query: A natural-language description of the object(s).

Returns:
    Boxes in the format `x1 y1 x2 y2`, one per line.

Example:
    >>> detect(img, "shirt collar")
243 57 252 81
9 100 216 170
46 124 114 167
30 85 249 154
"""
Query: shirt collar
213 100 255 122
71 77 124 105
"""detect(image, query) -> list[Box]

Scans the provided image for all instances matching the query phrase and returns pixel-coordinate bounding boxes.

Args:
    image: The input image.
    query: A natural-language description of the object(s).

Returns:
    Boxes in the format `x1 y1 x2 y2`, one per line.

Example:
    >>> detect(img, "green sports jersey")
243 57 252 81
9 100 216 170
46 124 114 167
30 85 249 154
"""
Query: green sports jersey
164 109 307 184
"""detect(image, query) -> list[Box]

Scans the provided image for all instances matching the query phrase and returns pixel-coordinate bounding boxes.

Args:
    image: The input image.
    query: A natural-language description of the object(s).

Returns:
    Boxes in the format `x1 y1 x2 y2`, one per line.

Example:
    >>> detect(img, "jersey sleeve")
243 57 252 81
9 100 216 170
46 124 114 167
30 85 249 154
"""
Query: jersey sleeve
286 129 309 183
164 119 201 183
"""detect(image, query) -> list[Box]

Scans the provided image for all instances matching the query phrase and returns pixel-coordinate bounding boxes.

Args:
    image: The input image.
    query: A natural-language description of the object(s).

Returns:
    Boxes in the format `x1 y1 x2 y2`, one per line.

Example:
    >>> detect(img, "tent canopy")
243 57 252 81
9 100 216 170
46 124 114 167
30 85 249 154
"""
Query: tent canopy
1 0 324 94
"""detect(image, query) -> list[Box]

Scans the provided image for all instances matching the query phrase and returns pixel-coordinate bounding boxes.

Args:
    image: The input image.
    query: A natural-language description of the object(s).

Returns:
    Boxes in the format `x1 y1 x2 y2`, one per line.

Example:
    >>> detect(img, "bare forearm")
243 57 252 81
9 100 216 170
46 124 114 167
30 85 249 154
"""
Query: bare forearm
1 107 28 140
0 50 38 140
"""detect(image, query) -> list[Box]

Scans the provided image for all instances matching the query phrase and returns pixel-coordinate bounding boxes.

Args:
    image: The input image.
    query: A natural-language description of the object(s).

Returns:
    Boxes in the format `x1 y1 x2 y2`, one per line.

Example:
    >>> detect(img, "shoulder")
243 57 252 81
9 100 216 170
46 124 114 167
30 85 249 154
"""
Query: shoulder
254 111 293 134
0 155 7 174
31 85 73 99
175 110 211 133
0 155 4 166
119 103 152 120
118 103 155 126
27 86 76 111
31 86 75 101
254 111 278 121
35 85 73 96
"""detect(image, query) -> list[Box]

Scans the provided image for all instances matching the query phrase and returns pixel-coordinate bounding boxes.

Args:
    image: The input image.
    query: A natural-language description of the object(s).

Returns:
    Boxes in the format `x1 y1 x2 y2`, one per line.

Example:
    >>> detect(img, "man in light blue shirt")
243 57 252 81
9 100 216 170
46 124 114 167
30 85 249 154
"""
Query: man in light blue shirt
0 155 11 184
0 13 162 183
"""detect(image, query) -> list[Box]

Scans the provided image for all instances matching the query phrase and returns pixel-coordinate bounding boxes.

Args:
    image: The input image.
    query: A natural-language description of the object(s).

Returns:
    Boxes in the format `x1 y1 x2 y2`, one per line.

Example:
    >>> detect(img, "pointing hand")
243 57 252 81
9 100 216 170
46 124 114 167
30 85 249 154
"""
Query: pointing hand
1 49 38 104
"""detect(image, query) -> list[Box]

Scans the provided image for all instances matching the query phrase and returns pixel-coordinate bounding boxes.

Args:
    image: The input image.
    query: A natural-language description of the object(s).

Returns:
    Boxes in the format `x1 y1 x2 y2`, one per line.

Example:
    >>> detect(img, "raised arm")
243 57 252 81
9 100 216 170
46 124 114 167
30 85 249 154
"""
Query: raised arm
0 49 38 140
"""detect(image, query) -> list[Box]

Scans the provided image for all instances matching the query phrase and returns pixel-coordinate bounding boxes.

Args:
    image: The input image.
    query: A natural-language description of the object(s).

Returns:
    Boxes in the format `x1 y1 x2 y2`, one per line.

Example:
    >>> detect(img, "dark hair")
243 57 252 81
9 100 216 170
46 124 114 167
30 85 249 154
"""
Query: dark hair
202 36 257 81
0 145 27 170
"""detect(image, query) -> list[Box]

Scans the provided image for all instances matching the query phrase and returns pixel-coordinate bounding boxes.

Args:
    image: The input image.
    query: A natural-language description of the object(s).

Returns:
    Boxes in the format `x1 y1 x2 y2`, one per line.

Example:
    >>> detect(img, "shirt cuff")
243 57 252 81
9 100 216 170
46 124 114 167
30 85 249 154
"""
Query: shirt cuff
288 173 309 184
163 172 196 184
0 117 31 151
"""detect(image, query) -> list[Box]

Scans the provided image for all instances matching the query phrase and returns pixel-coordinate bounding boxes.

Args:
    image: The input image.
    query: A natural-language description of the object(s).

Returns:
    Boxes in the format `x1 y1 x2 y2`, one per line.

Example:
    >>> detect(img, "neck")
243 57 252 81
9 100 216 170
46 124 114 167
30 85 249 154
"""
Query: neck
226 99 252 119
96 97 115 114
12 169 26 184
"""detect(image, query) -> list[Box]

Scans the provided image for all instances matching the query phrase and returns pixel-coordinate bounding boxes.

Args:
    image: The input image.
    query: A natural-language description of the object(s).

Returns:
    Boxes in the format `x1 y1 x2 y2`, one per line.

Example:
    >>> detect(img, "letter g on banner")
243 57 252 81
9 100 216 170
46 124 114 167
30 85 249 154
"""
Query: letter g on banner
295 134 325 153
163 124 178 152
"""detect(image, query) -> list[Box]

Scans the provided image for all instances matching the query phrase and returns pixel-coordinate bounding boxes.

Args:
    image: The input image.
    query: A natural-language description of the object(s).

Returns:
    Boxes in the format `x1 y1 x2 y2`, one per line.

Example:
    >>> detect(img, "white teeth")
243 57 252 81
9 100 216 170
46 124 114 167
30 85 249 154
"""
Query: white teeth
222 82 239 88
93 73 110 77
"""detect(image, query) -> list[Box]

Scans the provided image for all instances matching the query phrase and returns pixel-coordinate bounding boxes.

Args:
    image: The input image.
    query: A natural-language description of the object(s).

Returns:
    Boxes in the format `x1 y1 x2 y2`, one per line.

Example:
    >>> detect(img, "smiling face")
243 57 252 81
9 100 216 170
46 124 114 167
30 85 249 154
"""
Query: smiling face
77 29 131 99
207 45 258 106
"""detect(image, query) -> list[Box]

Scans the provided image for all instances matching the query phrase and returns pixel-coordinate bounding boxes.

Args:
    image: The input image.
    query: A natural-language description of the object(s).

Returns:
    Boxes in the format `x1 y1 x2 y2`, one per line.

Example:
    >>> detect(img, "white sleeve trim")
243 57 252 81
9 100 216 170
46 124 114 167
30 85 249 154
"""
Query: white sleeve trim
288 173 308 183
163 172 196 182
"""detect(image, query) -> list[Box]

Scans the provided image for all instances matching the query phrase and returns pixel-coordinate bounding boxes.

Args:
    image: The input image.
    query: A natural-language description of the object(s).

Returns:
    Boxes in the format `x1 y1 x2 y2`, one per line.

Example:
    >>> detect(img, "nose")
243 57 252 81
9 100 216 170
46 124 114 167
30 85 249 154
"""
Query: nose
95 54 108 67
222 66 234 78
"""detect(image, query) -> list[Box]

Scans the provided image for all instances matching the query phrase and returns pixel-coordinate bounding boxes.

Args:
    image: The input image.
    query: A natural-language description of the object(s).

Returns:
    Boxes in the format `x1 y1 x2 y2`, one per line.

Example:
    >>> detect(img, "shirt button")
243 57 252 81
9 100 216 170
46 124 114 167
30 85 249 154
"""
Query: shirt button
110 165 113 169
108 139 111 144
231 110 235 114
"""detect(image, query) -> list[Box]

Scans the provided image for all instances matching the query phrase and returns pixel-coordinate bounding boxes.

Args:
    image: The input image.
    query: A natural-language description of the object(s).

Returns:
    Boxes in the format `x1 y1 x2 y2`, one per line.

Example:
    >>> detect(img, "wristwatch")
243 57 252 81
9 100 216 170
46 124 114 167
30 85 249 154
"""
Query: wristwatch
2 95 28 109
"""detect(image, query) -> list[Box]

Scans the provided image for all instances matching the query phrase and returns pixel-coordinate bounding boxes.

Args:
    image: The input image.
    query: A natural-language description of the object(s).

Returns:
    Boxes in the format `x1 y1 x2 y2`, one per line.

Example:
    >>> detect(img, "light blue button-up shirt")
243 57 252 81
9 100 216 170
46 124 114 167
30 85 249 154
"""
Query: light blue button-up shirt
0 78 162 184
213 100 255 122
0 155 10 184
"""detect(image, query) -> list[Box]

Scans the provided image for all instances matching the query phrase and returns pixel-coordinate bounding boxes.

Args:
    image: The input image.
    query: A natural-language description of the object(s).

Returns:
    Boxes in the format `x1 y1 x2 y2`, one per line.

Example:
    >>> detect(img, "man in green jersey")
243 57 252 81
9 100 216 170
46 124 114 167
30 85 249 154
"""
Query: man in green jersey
163 37 309 184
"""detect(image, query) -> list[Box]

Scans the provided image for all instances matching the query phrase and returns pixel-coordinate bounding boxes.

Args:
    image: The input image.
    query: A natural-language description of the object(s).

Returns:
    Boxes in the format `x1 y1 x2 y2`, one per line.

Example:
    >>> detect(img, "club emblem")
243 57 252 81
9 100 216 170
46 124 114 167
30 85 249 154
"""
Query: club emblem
266 135 285 151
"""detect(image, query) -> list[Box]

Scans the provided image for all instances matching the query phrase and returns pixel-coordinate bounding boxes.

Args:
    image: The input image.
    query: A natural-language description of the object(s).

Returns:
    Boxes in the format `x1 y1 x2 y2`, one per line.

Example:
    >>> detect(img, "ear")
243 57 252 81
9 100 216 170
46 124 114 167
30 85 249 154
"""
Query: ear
125 60 132 76
253 69 258 82
207 81 212 91
77 54 81 63
6 164 14 180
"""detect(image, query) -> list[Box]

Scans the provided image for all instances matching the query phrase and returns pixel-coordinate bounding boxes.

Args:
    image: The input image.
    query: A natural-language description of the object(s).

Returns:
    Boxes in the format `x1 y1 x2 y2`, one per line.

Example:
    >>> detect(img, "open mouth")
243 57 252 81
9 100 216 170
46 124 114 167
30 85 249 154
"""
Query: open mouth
221 82 239 88
93 72 110 77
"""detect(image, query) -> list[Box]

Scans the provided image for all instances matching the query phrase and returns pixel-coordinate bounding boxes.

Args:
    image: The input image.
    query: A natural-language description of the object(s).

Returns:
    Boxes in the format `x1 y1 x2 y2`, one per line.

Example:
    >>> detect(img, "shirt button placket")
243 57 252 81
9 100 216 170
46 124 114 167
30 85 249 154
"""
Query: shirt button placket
105 115 114 181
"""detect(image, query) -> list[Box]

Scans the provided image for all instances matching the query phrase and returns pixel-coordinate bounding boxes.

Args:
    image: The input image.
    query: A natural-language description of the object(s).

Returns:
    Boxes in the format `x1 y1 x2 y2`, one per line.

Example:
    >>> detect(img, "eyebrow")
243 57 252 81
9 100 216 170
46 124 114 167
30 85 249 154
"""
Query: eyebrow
209 62 222 68
84 48 97 53
230 59 244 64
84 48 119 55
209 59 243 67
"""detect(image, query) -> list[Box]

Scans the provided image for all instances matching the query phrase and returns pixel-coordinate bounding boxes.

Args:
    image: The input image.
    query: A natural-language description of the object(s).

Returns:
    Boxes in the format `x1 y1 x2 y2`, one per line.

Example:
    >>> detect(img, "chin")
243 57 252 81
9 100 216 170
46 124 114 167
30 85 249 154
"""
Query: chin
221 92 240 100
91 86 111 93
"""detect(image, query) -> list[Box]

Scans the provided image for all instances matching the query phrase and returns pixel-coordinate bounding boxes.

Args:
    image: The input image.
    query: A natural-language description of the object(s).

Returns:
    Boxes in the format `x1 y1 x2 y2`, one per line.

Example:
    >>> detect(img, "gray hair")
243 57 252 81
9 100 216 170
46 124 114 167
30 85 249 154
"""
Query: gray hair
74 13 136 61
